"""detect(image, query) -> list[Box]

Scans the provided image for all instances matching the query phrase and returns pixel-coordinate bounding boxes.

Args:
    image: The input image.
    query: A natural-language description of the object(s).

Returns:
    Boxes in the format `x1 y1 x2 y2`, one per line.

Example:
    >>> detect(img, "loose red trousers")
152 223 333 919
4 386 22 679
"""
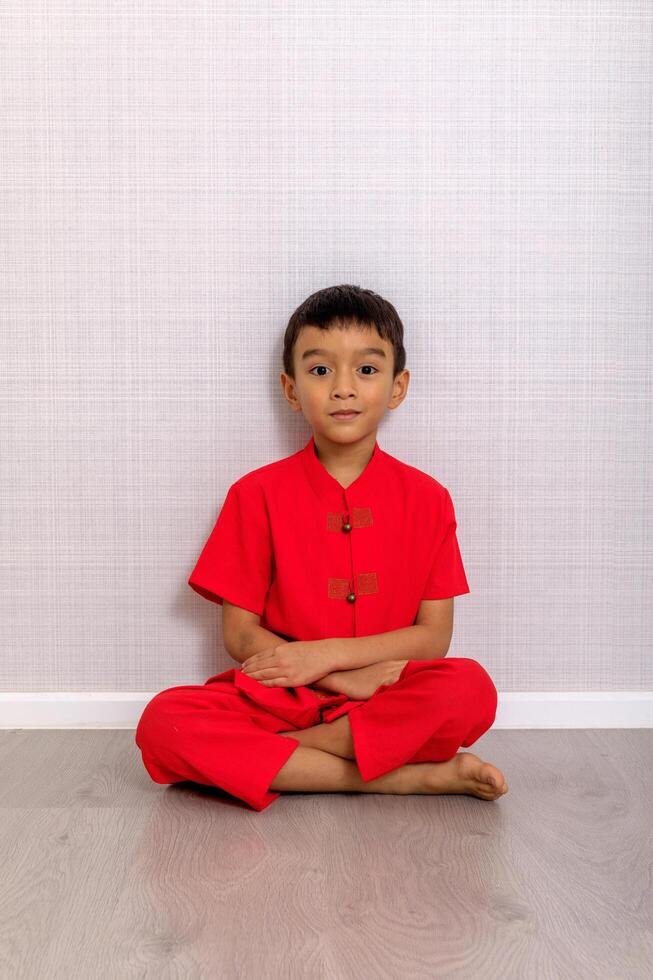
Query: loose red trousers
135 657 498 812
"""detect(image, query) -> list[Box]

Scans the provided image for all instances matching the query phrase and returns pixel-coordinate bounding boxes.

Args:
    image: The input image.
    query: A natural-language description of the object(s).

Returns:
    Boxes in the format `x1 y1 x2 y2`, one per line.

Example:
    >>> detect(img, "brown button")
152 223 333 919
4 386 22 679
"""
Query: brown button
342 522 352 532
346 593 356 603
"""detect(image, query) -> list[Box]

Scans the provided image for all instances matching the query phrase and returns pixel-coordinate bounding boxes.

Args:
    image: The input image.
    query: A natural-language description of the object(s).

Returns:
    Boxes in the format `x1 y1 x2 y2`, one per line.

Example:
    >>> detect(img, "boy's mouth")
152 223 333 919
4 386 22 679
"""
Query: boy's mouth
330 411 361 420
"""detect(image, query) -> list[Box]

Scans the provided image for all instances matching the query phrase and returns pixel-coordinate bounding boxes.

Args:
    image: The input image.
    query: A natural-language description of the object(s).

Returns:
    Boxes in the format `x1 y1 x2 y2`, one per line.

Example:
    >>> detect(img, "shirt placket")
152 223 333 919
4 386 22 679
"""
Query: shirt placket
327 498 377 636
300 436 381 639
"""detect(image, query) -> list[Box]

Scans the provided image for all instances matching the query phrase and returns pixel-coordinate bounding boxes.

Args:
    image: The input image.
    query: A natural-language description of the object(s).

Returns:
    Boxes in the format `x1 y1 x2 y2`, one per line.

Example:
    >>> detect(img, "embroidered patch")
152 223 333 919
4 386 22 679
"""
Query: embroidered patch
326 506 373 531
352 507 373 528
327 572 378 598
328 578 351 598
356 571 378 595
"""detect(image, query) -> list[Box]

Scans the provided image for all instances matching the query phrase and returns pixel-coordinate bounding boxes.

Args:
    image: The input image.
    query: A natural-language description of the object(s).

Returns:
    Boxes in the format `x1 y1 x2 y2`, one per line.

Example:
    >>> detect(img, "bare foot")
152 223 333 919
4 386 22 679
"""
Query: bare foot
416 751 509 801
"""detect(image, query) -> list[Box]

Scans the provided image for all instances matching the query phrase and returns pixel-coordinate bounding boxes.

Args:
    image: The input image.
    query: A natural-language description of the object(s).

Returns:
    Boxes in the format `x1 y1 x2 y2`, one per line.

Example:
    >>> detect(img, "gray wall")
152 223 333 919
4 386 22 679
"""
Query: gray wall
2 1 651 692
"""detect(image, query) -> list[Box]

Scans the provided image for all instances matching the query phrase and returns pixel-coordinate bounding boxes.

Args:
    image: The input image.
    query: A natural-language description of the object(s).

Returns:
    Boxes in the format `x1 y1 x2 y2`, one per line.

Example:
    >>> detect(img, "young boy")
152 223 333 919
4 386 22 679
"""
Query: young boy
135 284 508 811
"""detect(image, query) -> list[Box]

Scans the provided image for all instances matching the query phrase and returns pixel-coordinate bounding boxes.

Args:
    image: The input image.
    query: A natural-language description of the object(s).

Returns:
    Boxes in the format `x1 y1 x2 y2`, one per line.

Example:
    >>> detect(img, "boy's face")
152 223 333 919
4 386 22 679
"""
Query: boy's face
279 322 409 444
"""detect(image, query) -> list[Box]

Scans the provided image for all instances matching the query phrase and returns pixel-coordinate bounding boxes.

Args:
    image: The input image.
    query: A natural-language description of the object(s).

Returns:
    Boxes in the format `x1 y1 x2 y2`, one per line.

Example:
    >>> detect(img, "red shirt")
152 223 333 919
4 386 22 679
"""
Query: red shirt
188 434 470 641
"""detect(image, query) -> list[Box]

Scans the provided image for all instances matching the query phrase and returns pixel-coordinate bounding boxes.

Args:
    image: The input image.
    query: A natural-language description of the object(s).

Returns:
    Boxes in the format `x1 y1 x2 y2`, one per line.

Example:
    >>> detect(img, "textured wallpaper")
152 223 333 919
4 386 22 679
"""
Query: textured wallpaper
2 1 651 692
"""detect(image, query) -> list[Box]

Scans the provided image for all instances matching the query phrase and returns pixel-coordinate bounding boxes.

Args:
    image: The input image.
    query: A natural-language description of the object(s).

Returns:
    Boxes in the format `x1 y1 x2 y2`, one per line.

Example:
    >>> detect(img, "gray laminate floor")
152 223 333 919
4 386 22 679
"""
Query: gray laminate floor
0 728 651 979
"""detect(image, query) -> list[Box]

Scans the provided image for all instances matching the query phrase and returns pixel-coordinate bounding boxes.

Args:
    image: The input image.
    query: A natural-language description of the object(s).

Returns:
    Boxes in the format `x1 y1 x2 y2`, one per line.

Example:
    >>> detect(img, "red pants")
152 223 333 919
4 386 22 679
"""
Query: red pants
135 657 498 812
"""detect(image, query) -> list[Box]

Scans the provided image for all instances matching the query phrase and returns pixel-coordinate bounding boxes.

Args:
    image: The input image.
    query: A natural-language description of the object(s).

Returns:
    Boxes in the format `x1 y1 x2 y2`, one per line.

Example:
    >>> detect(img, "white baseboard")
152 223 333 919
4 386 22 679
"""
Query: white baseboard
0 692 651 729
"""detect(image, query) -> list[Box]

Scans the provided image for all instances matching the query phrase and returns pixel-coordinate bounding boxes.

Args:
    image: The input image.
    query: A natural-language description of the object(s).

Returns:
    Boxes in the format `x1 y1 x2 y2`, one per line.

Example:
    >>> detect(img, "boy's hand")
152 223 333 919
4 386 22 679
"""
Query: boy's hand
333 660 409 701
240 641 333 689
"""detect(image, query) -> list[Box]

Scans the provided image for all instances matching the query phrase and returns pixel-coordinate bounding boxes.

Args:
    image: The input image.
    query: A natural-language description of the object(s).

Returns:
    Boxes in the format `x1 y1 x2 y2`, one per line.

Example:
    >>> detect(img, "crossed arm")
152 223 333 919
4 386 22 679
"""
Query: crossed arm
221 597 454 680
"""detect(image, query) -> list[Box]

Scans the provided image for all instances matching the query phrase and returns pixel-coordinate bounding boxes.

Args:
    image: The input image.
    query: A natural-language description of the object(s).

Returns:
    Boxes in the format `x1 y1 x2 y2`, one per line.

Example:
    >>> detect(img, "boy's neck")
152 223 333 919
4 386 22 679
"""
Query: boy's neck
312 430 378 484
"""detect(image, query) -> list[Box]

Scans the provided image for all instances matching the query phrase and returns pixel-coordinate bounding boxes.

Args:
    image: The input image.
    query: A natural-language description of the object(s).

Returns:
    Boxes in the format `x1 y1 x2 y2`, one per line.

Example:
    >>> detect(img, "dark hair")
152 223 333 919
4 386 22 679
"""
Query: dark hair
282 284 407 380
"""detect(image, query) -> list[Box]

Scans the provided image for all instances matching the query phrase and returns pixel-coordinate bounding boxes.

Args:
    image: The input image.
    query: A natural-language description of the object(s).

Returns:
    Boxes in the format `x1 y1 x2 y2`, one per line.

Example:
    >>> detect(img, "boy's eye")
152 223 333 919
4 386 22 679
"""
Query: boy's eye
308 365 378 376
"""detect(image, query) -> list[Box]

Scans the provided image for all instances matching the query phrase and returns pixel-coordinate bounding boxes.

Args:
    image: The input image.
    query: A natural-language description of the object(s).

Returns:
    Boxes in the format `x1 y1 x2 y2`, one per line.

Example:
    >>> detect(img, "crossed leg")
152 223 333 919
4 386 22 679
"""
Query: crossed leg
276 713 509 801
278 714 355 760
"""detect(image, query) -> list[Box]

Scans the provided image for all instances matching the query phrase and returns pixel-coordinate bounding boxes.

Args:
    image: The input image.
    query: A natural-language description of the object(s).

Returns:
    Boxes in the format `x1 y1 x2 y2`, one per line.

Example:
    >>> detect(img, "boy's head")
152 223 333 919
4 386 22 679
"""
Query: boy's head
280 284 410 445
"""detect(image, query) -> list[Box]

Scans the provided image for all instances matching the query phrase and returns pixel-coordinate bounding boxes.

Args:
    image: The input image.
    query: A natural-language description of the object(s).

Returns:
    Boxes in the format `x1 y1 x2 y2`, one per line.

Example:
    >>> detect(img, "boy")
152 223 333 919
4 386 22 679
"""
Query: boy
135 284 508 811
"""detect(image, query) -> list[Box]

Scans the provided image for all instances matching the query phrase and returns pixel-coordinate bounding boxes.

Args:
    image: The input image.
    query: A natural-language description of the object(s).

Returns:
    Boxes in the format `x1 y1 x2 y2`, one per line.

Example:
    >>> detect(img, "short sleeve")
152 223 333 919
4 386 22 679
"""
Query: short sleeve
421 489 470 600
187 479 273 616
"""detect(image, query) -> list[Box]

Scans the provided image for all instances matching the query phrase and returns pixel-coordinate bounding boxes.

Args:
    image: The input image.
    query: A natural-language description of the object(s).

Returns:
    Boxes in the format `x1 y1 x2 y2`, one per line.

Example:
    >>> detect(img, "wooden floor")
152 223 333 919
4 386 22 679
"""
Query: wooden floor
0 727 651 979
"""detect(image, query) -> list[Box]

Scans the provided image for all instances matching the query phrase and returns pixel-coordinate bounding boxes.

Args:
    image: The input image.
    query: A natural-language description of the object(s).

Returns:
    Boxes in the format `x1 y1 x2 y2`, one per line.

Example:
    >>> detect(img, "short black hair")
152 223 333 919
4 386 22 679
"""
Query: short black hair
282 284 407 380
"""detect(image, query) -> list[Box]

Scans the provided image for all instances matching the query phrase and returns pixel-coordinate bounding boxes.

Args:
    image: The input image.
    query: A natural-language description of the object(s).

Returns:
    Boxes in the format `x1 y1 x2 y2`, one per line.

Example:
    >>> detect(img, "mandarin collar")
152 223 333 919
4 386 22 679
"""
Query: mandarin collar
300 433 383 506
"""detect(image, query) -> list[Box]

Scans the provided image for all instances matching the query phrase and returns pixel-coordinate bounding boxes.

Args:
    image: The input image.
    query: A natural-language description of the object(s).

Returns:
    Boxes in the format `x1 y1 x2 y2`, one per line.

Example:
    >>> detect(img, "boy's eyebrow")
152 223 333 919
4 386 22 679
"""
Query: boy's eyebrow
301 346 387 360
